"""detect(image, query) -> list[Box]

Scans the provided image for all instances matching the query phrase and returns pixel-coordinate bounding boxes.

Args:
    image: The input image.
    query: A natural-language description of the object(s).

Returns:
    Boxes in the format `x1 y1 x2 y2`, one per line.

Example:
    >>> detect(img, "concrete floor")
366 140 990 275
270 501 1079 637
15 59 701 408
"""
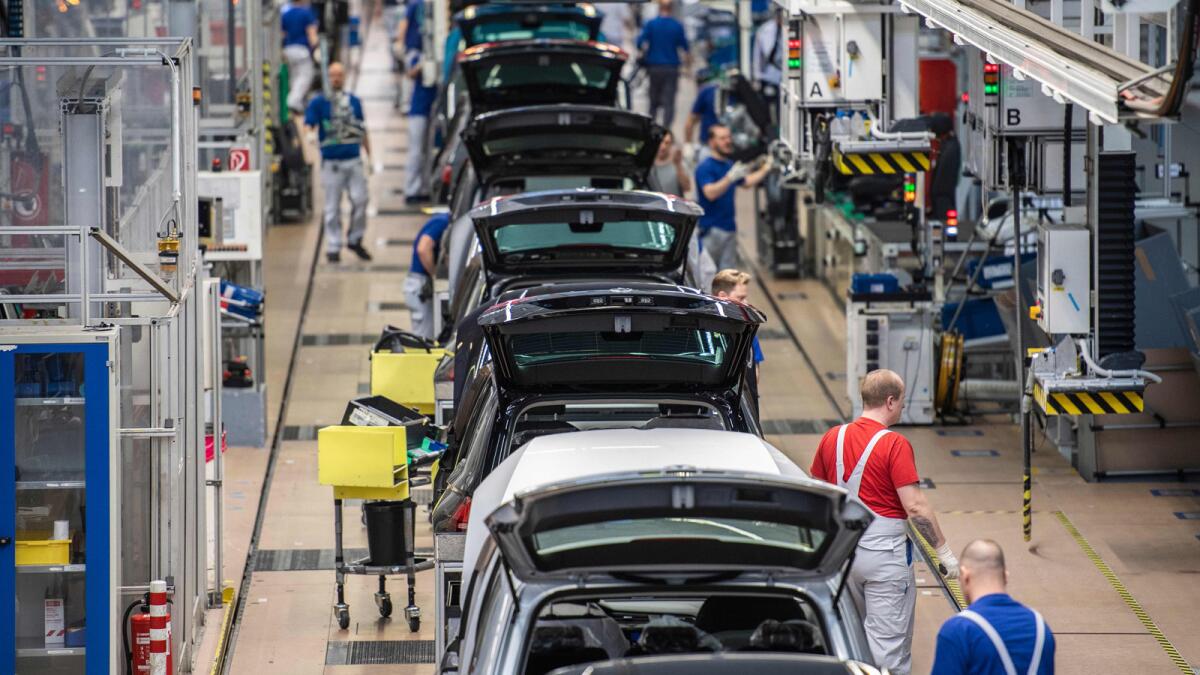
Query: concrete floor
190 21 1200 675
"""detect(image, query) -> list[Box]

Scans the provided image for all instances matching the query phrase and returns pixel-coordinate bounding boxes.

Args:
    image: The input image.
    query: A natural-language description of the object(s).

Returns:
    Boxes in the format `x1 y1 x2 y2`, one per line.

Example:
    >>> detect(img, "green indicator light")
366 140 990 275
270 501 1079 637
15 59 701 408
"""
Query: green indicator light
788 59 802 68
984 84 999 94
905 184 916 192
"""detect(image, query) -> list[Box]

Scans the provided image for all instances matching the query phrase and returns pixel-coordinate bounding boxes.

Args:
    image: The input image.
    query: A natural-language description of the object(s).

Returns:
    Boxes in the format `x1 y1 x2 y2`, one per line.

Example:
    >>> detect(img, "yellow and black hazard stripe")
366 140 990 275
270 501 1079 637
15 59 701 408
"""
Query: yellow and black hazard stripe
1033 383 1144 415
833 150 931 175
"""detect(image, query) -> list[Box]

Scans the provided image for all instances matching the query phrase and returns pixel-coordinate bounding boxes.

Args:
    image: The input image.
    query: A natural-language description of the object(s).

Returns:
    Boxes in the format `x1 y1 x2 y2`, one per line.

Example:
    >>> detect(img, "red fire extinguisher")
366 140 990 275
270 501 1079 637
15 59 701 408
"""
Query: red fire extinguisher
125 596 172 674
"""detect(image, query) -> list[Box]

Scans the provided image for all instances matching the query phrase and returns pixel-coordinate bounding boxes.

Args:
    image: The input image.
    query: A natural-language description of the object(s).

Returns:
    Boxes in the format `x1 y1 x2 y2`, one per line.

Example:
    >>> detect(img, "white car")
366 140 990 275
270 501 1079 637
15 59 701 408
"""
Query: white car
439 428 881 675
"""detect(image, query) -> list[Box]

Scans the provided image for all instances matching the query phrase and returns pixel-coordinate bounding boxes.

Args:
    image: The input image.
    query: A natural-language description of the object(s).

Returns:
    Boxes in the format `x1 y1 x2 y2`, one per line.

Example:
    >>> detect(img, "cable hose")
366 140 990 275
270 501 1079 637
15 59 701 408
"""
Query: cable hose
1121 0 1198 117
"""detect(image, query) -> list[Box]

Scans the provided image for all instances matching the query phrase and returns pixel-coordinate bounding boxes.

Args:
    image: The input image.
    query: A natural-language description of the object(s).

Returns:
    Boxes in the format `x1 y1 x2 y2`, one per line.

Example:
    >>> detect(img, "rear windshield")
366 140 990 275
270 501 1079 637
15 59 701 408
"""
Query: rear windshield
506 327 734 369
494 221 676 255
482 134 647 158
474 60 615 94
468 18 594 44
535 518 827 557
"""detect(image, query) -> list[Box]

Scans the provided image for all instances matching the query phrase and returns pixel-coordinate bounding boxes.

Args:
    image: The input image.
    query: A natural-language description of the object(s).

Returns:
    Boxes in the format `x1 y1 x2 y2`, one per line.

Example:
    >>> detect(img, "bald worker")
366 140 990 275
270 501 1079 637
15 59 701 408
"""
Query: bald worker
810 369 959 675
933 540 1055 675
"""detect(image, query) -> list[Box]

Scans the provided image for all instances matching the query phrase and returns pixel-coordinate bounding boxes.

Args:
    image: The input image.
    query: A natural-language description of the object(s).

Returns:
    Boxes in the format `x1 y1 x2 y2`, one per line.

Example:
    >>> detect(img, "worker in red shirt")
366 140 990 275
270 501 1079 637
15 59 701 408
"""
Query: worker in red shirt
811 369 959 675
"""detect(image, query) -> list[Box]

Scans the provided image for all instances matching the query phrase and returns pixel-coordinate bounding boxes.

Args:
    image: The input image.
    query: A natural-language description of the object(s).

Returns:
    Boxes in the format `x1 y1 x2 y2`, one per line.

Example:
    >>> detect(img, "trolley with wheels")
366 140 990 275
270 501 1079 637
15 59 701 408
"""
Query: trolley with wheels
318 424 434 632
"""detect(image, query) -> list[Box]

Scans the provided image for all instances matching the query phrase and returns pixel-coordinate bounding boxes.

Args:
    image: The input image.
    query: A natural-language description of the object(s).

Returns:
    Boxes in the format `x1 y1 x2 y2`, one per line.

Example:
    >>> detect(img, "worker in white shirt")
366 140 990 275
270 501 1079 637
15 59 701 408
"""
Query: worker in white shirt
751 9 784 121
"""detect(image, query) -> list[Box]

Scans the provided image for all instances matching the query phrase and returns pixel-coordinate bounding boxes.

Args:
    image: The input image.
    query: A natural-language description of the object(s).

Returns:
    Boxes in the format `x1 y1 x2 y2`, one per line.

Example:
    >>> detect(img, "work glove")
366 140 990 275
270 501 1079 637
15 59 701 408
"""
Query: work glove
726 161 751 183
936 542 960 580
683 142 700 165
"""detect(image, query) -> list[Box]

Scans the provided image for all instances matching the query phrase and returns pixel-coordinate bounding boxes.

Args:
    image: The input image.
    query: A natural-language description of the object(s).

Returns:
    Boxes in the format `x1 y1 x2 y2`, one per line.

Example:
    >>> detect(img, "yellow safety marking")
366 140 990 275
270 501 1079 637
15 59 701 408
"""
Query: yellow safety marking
1123 391 1144 410
914 153 931 171
1076 392 1107 415
869 153 894 173
1054 511 1192 673
1098 391 1130 414
1052 393 1083 415
848 153 875 174
208 584 238 675
890 152 917 173
909 524 966 609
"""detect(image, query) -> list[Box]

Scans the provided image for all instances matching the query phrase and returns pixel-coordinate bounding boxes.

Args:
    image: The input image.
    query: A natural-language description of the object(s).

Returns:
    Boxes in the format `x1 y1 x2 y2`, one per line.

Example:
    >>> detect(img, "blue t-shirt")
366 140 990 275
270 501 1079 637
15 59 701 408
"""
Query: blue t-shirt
932 594 1056 675
637 16 689 66
281 5 317 48
752 336 764 363
695 157 741 233
411 213 451 276
305 93 366 161
691 84 722 143
404 0 423 52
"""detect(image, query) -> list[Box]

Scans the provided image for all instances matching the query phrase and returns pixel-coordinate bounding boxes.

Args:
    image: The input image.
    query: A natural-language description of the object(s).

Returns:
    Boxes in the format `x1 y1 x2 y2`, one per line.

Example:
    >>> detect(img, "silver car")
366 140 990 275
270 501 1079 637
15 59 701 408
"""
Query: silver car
439 444 883 675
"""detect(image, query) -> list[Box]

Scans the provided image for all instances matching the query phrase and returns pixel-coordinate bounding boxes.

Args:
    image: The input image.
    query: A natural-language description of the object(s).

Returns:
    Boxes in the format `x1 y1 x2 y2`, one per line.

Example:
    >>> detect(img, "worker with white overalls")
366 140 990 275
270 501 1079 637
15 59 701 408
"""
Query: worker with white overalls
810 368 960 675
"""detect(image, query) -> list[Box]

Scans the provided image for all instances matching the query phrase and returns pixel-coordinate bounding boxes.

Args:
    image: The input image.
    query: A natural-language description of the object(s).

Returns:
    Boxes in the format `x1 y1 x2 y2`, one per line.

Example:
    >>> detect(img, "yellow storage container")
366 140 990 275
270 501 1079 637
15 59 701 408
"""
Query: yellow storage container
318 425 409 488
16 539 71 566
370 349 445 415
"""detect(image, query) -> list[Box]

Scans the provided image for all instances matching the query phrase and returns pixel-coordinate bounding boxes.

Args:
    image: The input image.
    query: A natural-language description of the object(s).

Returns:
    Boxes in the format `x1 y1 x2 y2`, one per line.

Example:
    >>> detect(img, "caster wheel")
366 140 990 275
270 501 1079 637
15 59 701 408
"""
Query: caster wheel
379 597 393 618
408 616 420 633
337 608 350 630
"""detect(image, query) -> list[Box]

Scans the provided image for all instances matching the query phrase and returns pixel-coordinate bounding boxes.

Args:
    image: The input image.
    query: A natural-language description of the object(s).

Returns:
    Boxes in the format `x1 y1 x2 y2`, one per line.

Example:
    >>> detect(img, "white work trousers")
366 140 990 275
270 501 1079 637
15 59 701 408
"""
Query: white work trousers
404 272 434 339
284 45 314 113
701 227 739 271
321 158 369 254
848 516 916 675
405 114 430 198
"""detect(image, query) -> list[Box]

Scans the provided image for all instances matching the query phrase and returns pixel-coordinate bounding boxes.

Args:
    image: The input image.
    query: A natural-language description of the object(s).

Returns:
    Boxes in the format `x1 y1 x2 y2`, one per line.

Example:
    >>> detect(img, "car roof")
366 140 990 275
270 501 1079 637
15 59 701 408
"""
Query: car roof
501 428 807 502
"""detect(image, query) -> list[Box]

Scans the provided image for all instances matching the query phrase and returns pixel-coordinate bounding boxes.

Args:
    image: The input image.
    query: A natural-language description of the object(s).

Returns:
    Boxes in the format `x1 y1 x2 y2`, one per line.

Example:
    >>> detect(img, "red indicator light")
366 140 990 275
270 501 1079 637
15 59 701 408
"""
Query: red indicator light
983 63 1000 74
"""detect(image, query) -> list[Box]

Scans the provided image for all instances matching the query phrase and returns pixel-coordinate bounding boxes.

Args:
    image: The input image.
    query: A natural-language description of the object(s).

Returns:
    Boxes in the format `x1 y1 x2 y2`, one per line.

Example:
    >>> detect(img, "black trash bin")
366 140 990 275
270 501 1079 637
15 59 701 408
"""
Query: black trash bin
363 500 410 566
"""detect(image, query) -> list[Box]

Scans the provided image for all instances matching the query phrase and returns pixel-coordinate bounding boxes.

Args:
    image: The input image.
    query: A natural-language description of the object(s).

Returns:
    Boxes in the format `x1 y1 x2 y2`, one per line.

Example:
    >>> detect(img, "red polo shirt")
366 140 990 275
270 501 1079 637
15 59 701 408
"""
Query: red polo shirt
810 417 920 519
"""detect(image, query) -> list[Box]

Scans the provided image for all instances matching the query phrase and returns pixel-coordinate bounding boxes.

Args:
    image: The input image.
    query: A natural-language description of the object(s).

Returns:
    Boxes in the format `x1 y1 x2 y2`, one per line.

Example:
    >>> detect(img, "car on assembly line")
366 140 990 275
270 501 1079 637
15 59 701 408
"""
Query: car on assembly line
436 429 880 674
434 189 709 420
431 282 766 535
426 39 630 203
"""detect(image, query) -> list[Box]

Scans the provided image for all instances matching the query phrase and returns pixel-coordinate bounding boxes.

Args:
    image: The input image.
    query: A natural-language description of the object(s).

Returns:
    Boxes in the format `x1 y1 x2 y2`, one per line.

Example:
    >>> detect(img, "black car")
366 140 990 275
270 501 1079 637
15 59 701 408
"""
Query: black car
427 39 630 203
440 188 706 416
431 282 766 533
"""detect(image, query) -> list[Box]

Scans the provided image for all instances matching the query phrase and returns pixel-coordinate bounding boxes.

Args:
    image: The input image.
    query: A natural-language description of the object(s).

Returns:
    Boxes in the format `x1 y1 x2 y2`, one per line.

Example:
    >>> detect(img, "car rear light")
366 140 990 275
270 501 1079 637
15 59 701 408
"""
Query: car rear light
441 165 453 186
452 497 472 532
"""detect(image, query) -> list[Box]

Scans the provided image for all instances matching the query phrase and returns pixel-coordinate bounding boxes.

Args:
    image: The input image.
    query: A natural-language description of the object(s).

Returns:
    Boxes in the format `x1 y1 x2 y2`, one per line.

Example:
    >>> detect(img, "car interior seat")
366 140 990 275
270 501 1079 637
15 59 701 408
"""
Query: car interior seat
744 619 825 654
693 596 807 650
624 623 716 657
524 625 610 675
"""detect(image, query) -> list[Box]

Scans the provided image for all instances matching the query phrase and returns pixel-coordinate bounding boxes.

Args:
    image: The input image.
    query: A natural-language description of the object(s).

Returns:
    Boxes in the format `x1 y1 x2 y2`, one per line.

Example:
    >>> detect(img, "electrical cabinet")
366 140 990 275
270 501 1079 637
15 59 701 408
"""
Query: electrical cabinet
1037 221 1091 335
1 328 120 675
847 299 936 424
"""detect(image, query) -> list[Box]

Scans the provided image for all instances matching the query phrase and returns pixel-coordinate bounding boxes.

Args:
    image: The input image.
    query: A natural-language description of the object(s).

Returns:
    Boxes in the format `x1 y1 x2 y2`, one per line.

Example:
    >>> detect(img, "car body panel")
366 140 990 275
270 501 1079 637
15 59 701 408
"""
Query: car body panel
477 282 762 393
469 189 702 277
463 105 663 185
457 39 627 112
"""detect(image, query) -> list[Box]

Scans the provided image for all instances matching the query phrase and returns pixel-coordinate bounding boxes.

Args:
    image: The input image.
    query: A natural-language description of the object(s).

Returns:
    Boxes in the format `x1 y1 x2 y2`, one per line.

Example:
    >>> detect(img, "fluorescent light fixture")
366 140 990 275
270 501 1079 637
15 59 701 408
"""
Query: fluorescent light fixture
1041 83 1053 97
1012 68 1026 80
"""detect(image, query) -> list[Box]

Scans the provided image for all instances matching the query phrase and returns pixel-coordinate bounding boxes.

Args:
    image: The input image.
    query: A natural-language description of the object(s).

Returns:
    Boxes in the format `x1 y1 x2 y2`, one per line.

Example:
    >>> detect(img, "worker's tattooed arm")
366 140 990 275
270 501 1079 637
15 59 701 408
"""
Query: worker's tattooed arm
910 515 939 547
896 484 949 547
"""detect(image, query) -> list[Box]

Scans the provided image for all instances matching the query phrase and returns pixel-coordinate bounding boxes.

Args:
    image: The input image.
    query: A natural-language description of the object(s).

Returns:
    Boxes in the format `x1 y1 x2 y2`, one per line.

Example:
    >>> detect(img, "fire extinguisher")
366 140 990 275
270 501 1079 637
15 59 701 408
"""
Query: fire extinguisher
123 593 173 674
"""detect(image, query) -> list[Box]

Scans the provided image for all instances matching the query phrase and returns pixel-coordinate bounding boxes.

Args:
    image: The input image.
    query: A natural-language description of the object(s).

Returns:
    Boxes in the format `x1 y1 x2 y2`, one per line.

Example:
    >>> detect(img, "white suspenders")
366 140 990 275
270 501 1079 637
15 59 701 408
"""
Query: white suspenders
834 424 892 499
959 609 1047 675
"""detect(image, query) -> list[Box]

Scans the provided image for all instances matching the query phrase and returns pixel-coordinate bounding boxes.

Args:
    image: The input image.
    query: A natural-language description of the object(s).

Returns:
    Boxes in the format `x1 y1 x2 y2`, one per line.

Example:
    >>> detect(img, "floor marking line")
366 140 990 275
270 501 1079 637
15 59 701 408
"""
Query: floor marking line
1054 511 1191 673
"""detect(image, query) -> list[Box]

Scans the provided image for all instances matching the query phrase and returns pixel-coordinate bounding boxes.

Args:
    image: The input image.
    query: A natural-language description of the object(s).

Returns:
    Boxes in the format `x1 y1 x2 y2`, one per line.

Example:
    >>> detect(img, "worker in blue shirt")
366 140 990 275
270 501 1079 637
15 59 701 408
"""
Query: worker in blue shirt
405 212 451 339
281 0 319 115
933 540 1056 675
684 81 736 162
694 124 772 270
305 62 373 263
404 0 436 204
712 269 764 421
637 0 690 129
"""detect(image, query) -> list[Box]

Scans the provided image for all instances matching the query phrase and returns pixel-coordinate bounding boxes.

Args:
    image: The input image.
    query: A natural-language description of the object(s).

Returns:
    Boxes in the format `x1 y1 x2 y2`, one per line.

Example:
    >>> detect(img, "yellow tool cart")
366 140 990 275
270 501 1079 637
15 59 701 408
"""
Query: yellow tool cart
369 328 446 415
318 397 442 632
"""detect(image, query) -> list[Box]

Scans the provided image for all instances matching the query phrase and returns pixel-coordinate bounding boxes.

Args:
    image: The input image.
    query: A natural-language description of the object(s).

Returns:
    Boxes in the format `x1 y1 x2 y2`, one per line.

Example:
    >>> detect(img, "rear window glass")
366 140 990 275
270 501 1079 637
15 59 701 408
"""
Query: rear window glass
494 221 676 254
533 518 827 557
468 19 594 44
483 135 646 158
507 327 734 368
475 60 615 92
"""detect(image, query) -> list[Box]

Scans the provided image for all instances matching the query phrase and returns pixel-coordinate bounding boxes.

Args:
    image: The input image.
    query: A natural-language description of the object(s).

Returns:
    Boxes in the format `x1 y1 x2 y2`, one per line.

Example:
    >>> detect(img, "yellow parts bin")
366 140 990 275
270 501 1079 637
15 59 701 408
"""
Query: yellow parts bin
370 349 445 415
318 425 411 501
16 539 71 566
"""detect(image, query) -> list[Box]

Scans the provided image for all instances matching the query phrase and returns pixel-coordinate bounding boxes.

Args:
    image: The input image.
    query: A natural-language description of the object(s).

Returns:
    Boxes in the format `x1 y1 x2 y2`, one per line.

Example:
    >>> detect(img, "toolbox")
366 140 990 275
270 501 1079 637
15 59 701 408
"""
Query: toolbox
370 349 445 415
341 396 431 450
318 425 410 501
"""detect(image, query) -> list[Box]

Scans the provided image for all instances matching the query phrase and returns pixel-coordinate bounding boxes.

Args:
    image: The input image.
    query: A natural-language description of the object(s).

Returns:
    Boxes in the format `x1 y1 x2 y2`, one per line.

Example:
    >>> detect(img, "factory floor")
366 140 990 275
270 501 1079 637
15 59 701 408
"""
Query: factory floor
190 23 1200 675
